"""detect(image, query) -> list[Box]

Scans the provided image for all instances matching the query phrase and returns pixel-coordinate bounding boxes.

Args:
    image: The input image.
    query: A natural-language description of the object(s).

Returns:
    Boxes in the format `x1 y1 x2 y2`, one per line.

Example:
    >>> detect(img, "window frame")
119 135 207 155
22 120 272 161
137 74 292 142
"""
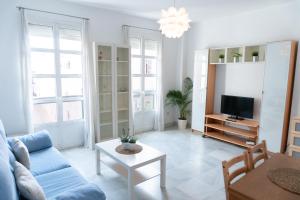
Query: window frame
130 37 159 113
29 21 84 126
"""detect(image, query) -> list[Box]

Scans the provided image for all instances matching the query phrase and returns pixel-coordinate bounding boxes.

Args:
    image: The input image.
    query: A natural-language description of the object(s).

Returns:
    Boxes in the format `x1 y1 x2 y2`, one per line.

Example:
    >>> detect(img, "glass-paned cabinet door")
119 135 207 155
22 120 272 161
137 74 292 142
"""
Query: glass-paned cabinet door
97 45 113 140
117 47 130 137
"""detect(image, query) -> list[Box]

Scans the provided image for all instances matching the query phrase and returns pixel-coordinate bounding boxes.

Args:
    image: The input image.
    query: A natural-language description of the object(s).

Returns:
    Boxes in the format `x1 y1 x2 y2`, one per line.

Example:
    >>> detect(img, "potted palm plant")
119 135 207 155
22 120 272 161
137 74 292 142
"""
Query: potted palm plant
166 77 193 130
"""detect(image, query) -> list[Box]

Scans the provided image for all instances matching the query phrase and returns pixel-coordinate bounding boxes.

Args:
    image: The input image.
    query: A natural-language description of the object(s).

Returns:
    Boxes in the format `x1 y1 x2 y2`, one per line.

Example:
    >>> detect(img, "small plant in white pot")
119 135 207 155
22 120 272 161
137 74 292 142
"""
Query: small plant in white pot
120 128 137 150
219 54 225 63
232 52 242 63
252 51 259 62
166 77 193 130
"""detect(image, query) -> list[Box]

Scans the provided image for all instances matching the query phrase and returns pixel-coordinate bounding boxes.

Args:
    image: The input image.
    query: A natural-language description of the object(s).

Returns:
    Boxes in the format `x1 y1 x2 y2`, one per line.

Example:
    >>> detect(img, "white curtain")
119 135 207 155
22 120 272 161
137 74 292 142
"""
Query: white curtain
20 8 34 133
124 26 165 132
154 37 164 131
82 20 97 149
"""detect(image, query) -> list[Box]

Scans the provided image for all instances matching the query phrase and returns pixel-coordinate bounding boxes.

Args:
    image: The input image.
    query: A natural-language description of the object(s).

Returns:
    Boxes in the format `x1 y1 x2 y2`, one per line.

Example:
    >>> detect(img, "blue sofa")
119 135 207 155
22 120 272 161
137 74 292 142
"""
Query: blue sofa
0 120 106 200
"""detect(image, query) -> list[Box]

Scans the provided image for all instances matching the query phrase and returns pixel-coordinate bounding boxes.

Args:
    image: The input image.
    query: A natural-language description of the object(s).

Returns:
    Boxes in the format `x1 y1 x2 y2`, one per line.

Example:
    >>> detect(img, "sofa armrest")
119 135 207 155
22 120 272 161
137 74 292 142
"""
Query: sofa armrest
54 184 106 200
9 130 53 153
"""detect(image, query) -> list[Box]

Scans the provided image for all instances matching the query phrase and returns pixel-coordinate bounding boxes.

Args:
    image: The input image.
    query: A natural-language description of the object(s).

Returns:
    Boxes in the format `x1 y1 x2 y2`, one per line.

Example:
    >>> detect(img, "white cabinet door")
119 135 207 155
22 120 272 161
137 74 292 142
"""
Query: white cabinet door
192 50 209 132
259 41 291 152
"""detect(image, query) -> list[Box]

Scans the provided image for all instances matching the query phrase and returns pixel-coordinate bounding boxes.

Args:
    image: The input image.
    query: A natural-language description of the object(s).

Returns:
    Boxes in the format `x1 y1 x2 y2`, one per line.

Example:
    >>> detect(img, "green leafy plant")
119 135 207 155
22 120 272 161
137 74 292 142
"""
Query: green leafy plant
232 52 242 58
166 77 193 120
252 51 259 57
128 136 137 144
120 128 137 144
219 54 225 59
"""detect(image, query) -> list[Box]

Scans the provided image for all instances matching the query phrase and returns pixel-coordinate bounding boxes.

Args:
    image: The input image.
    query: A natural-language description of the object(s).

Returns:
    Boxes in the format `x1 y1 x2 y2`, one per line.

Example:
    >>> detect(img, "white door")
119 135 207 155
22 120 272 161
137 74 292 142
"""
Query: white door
28 23 85 149
130 38 161 133
259 41 291 152
192 50 209 132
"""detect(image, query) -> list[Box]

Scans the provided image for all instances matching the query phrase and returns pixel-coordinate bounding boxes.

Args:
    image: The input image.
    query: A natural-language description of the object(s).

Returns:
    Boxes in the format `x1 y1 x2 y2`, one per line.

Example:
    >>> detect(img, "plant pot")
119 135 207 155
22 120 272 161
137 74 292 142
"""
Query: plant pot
178 119 187 130
219 58 224 63
233 57 239 63
122 143 135 150
252 56 259 62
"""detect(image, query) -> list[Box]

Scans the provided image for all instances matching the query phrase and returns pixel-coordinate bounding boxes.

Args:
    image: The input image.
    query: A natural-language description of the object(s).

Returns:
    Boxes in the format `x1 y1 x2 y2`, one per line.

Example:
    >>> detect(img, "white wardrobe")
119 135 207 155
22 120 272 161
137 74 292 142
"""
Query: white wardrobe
259 41 297 153
93 43 132 142
192 50 216 132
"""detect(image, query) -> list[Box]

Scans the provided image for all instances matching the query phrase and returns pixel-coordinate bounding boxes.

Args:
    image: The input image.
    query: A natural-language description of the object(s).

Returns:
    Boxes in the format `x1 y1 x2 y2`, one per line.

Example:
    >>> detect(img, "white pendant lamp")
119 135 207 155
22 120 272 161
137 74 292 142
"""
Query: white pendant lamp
158 0 191 38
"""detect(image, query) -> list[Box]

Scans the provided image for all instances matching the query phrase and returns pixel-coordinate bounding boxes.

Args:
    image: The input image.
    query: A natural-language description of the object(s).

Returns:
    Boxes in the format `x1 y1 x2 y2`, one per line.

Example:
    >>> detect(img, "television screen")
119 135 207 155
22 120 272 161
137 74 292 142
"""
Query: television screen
221 95 254 119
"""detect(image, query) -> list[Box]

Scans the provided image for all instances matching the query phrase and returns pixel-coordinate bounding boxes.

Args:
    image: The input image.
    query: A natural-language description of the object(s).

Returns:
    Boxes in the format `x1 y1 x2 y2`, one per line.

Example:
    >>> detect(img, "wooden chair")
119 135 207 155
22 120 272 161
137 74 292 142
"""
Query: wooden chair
288 117 300 157
288 131 300 156
222 152 250 200
247 140 268 170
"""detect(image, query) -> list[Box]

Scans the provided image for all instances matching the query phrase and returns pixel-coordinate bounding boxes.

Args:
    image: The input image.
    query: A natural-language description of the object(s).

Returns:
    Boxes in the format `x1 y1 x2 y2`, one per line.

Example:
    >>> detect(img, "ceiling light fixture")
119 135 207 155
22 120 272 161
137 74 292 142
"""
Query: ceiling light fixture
158 0 191 38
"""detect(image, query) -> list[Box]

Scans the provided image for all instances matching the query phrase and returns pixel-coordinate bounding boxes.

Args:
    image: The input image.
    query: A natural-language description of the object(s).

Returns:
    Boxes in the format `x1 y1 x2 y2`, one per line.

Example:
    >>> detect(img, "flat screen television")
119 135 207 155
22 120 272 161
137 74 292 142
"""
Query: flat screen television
221 95 254 119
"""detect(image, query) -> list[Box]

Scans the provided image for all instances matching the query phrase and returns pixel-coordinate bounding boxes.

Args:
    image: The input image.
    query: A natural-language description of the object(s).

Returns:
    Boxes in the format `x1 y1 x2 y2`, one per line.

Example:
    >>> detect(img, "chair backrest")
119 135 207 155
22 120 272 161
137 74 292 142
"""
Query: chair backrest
222 151 250 200
248 140 268 170
288 131 300 156
288 117 300 157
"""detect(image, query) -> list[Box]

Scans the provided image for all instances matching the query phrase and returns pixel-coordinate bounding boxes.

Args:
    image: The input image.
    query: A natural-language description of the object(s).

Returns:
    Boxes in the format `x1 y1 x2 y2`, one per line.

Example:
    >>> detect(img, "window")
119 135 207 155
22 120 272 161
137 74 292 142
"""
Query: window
130 38 159 112
29 24 84 125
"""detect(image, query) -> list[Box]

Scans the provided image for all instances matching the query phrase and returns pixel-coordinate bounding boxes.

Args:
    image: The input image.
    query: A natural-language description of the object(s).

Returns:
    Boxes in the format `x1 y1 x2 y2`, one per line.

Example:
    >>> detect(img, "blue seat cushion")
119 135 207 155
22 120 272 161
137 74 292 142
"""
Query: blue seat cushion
52 183 106 200
30 147 70 176
35 167 87 199
0 136 19 200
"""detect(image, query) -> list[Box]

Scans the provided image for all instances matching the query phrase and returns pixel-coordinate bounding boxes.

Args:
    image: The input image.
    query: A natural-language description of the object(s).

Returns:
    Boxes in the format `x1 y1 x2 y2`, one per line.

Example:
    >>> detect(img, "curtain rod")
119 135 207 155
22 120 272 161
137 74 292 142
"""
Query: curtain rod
17 6 89 20
122 24 160 32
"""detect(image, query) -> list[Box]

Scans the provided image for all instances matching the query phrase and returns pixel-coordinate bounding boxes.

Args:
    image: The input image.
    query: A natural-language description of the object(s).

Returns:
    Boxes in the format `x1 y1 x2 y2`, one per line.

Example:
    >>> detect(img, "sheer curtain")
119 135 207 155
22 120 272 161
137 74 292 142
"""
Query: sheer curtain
154 38 164 131
123 26 165 132
20 8 34 133
82 19 98 149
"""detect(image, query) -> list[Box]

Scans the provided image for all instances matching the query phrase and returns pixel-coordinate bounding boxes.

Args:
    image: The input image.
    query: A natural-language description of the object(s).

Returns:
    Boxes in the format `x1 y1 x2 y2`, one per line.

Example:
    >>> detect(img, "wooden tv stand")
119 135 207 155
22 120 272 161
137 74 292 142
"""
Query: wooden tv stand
204 114 259 148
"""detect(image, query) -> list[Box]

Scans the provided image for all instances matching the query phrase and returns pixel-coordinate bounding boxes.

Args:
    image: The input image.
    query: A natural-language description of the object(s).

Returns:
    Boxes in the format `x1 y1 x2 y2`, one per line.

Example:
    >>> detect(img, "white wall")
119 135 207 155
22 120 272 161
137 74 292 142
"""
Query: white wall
214 63 265 120
183 1 300 122
0 0 180 148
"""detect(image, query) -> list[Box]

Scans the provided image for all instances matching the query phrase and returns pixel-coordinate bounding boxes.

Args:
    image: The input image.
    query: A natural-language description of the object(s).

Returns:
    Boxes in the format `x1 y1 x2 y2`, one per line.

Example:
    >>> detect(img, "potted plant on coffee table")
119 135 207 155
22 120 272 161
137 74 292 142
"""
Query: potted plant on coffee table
120 128 137 150
166 77 193 130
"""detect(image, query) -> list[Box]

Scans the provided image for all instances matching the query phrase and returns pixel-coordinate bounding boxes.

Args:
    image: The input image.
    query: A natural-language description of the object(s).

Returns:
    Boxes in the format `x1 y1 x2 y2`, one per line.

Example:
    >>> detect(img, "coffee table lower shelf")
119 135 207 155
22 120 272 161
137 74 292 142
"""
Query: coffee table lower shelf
101 156 160 185
204 131 252 148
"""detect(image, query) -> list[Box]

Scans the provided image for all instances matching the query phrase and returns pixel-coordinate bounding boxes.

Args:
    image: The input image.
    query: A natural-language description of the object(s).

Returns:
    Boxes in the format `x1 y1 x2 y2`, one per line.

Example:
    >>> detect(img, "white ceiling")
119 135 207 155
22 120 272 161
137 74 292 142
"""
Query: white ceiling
62 0 294 22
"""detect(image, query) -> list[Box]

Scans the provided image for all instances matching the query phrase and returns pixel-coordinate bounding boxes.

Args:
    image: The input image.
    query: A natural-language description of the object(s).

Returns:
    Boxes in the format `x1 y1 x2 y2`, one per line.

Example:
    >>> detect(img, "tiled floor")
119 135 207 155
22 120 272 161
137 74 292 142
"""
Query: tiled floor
62 128 244 200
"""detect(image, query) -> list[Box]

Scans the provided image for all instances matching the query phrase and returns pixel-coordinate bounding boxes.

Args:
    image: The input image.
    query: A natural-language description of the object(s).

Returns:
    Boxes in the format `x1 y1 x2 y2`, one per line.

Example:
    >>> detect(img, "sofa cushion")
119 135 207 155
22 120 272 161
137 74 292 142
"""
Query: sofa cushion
10 138 31 169
0 135 19 200
14 161 46 200
30 147 71 176
35 167 87 199
18 130 53 153
52 183 106 200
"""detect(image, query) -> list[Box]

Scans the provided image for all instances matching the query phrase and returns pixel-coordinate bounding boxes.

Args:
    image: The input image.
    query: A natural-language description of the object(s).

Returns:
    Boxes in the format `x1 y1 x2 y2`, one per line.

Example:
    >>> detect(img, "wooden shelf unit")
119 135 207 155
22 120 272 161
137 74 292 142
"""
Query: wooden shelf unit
209 44 266 64
204 114 259 148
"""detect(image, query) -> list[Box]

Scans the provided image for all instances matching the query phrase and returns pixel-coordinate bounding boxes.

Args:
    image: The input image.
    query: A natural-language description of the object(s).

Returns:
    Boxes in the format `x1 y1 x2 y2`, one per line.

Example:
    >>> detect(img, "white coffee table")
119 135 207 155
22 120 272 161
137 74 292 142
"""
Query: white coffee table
95 139 166 200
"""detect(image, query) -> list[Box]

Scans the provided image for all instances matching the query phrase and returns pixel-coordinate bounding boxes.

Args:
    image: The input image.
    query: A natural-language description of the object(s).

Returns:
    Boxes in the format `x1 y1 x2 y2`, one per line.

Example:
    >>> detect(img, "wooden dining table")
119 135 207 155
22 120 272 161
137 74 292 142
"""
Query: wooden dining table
229 153 300 200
